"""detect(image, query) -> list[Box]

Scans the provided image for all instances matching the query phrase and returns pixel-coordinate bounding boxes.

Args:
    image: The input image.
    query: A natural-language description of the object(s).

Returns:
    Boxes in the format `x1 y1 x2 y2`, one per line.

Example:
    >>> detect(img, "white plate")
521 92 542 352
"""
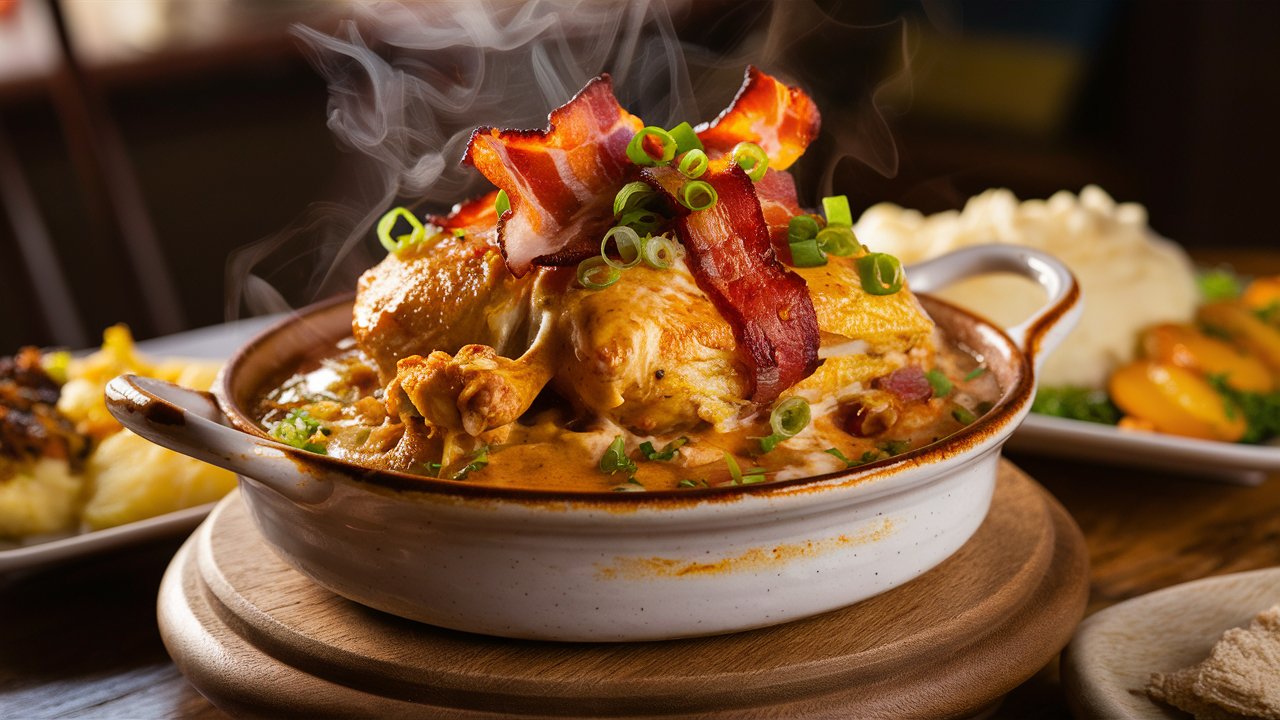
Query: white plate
1061 567 1280 720
0 313 280 573
1010 413 1280 485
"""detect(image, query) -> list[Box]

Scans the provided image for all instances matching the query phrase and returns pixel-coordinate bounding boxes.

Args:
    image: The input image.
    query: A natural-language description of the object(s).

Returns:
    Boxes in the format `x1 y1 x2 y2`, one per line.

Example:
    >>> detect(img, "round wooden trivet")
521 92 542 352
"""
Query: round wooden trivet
158 460 1087 719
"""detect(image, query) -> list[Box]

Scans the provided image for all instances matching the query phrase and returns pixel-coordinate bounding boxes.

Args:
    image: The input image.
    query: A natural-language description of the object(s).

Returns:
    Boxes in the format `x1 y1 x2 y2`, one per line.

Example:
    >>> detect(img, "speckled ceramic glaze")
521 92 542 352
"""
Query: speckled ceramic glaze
108 245 1079 642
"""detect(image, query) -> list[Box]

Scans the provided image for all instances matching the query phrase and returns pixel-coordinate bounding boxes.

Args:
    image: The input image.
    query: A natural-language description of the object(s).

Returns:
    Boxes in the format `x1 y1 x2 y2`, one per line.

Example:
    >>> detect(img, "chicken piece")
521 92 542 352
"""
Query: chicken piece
0 348 88 468
791 256 937 400
555 262 750 433
386 310 556 443
353 234 536 381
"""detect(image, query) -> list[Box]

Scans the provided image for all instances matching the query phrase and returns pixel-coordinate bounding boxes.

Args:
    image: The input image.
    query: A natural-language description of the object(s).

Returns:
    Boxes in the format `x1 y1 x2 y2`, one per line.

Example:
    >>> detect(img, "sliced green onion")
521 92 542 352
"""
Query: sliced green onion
822 195 852 227
788 239 827 267
825 447 880 468
639 436 689 461
723 453 767 485
613 181 655 216
951 406 977 425
825 448 855 467
770 397 811 438
731 141 769 182
495 190 510 217
856 252 904 295
677 478 709 489
964 366 988 381
678 149 709 178
599 435 638 477
618 209 663 234
758 433 784 454
601 226 643 269
578 256 622 290
878 439 910 456
451 446 490 480
815 227 860 257
452 228 466 238
925 369 953 398
668 121 704 153
42 350 71 384
788 214 821 244
626 126 677 166
270 409 328 455
679 180 717 211
376 207 426 254
641 234 679 270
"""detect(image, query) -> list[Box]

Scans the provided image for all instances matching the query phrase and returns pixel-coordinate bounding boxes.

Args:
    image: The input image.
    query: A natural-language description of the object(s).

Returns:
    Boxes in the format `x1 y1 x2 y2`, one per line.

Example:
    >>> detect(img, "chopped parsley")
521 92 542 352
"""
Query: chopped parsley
599 435 638 479
450 446 490 480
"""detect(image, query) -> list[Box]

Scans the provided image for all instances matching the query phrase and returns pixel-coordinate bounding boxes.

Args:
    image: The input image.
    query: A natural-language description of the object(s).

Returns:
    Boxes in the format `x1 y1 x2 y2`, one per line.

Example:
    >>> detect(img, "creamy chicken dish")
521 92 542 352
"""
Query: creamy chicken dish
255 68 1001 492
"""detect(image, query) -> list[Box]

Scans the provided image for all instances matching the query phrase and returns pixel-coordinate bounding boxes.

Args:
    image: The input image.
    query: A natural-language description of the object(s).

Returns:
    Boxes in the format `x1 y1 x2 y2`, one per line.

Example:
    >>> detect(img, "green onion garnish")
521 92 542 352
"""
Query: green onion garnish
759 397 811 453
668 121 704 153
421 461 443 477
639 436 689 461
495 190 510 217
951 406 977 425
679 180 718 211
822 195 852 227
601 226 643 269
925 369 953 398
599 435 638 478
641 234 679 270
877 439 910 456
618 209 663 234
856 252 904 295
724 453 767 485
731 141 769 182
613 181 655 216
770 397 811 438
677 478 709 489
677 149 709 178
270 409 329 455
815 227 860 257
788 215 821 245
788 239 827 267
451 446 490 480
825 447 880 468
42 350 71 385
964 366 987 381
376 207 426 254
627 126 677 166
577 256 622 290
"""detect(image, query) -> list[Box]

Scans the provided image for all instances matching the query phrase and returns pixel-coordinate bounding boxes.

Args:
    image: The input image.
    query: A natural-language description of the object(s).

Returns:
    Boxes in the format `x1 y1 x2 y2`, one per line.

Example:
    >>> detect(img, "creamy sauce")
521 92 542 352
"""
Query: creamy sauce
255 339 1000 493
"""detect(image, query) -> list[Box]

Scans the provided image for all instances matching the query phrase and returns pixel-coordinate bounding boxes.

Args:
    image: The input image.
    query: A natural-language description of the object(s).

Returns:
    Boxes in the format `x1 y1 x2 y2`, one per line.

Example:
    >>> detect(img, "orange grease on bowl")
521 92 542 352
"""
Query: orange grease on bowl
596 517 894 580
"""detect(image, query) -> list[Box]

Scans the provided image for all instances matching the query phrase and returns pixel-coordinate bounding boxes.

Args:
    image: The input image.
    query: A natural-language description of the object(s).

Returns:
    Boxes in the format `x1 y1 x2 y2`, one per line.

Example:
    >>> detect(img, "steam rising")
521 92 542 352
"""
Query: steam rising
225 0 918 319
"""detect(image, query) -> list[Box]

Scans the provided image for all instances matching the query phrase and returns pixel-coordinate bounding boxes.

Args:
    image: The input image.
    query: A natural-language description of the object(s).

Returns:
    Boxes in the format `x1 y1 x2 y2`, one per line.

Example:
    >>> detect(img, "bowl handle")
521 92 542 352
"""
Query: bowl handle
906 245 1081 374
105 374 334 504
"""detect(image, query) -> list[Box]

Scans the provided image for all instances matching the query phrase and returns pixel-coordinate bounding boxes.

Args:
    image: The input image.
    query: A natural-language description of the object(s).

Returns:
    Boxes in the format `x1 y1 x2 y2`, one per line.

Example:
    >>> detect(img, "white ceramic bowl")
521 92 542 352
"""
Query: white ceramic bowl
107 245 1078 642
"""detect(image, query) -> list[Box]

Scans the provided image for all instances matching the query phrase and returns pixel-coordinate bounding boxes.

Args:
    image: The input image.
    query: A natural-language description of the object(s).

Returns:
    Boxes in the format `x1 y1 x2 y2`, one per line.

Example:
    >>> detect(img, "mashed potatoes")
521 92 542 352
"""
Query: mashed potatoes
854 186 1199 388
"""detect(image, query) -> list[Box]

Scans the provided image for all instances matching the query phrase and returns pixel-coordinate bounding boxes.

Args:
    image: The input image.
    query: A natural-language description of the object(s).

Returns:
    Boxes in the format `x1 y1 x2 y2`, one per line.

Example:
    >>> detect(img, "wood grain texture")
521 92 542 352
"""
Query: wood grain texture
156 461 1088 719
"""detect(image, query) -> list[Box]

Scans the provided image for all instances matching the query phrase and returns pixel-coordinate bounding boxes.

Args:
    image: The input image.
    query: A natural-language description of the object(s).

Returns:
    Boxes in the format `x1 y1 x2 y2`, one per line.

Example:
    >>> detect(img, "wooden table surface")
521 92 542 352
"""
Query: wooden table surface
0 453 1276 719
5 250 1277 719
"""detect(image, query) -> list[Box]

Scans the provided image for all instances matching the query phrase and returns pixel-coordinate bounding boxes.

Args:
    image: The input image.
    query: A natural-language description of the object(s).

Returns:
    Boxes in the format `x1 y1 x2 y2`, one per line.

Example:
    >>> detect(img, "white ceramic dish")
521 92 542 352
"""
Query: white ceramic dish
107 245 1080 642
1011 414 1280 485
1062 566 1280 719
0 314 278 573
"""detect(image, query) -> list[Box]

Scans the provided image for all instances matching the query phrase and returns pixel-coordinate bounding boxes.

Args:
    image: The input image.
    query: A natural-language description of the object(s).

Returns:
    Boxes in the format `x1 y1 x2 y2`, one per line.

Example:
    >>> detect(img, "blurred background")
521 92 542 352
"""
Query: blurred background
1 0 1277 354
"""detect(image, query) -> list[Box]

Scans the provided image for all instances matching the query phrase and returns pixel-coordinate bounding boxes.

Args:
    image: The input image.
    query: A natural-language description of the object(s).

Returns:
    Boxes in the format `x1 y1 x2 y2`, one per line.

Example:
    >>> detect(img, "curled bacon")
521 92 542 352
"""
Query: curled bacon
429 190 500 238
753 168 804 256
463 75 642 277
642 163 820 403
695 66 821 171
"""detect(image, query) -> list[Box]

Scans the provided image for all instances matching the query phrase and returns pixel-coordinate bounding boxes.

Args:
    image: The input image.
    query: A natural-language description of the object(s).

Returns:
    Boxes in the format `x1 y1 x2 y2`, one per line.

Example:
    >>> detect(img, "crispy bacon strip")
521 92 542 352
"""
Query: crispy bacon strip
429 190 499 238
695 66 821 171
754 168 804 256
463 75 643 277
642 163 820 403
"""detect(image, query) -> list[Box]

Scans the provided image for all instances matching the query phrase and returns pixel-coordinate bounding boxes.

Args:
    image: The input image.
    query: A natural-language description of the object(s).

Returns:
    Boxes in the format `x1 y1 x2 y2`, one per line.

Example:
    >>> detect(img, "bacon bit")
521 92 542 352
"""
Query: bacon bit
872 366 934 404
642 162 820 403
840 396 900 438
463 75 643 277
695 66 821 172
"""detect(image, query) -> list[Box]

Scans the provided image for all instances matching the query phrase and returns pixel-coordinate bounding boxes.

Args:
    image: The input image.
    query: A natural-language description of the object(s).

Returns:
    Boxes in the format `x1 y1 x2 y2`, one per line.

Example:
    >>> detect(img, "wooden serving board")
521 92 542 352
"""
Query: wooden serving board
158 461 1087 719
